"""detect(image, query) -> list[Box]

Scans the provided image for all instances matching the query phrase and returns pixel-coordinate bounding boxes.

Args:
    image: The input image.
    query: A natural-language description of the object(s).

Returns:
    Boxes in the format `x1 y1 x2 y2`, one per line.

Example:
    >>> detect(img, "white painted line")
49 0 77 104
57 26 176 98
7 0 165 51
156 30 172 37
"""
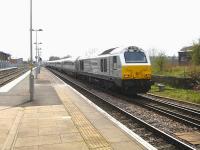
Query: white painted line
0 70 30 93
67 84 157 150
0 67 17 72
50 70 157 150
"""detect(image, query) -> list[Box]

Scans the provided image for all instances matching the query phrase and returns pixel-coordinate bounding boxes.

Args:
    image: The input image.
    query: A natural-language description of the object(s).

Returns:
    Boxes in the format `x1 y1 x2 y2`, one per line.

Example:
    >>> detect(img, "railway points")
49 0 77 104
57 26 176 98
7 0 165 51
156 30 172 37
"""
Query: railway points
0 68 154 150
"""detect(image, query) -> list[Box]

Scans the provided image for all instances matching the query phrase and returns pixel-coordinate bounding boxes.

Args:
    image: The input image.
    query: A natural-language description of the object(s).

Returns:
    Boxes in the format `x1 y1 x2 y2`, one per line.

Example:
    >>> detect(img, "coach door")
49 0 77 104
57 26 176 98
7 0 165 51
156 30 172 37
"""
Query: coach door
80 60 84 71
113 56 117 70
100 58 108 74
112 56 118 77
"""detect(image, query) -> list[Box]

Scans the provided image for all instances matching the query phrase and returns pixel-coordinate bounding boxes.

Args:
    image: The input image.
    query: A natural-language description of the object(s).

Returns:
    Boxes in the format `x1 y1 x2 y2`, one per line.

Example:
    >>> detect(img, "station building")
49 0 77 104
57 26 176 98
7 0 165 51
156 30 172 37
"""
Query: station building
178 46 192 65
0 51 11 68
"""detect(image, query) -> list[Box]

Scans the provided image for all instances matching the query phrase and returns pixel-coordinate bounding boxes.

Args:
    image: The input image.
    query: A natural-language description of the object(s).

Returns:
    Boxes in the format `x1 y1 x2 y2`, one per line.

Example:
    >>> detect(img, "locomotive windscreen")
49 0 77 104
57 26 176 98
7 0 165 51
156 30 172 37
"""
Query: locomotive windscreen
124 51 147 63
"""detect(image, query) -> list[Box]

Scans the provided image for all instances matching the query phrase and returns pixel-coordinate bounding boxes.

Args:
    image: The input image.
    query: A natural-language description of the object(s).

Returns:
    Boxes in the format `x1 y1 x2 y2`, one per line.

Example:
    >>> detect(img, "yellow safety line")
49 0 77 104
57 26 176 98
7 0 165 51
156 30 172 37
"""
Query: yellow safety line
54 86 112 150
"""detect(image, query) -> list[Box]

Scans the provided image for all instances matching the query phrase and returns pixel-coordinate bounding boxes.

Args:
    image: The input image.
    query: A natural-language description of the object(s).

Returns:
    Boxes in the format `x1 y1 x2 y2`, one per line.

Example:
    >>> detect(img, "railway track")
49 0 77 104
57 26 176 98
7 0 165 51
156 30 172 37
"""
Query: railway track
145 93 200 110
48 68 196 150
0 67 28 87
137 94 200 129
130 94 200 129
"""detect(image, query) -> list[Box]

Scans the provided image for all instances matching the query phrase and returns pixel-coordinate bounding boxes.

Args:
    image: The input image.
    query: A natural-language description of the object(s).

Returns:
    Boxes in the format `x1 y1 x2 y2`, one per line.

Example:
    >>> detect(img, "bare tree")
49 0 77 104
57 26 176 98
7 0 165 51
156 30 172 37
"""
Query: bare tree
148 48 158 58
85 48 99 57
148 48 158 64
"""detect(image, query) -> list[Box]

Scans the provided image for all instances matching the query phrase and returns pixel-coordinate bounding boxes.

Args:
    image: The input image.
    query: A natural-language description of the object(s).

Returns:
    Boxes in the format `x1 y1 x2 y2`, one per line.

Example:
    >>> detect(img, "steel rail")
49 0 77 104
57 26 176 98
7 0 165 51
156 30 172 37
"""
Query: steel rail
140 94 200 114
0 69 20 79
48 68 196 150
138 94 200 129
0 68 18 79
0 68 28 86
140 102 200 128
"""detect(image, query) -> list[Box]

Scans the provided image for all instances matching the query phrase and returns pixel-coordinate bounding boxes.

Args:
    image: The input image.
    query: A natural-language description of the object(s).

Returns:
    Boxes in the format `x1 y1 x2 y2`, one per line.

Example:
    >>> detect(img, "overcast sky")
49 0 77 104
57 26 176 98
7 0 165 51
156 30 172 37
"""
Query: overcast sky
0 0 200 60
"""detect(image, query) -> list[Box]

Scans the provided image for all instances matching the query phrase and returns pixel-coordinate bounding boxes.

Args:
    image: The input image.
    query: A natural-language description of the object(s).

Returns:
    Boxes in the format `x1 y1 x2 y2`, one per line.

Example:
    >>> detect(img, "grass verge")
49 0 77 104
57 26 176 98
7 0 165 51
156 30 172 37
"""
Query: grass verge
150 84 200 104
152 65 200 77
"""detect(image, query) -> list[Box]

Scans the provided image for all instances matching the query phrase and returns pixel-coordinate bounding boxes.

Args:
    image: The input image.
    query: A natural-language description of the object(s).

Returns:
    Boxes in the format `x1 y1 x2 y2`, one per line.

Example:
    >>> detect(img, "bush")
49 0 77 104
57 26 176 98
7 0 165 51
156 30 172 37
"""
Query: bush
187 65 200 89
191 41 200 65
154 52 167 72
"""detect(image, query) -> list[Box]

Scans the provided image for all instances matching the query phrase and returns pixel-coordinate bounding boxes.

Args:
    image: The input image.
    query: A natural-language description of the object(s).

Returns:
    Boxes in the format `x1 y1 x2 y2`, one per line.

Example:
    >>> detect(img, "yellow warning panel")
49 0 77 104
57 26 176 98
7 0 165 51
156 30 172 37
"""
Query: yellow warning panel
55 86 112 150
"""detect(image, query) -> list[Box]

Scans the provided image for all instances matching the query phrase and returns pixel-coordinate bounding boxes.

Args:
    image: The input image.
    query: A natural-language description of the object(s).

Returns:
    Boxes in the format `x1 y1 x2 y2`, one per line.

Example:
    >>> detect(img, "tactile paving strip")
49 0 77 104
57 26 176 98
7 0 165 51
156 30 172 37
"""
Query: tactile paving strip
55 86 112 150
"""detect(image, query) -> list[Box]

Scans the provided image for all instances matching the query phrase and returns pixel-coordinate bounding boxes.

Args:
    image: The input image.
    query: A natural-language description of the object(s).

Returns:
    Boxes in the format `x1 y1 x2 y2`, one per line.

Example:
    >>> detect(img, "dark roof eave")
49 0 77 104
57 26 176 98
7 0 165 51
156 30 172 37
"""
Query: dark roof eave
0 51 11 56
180 46 193 52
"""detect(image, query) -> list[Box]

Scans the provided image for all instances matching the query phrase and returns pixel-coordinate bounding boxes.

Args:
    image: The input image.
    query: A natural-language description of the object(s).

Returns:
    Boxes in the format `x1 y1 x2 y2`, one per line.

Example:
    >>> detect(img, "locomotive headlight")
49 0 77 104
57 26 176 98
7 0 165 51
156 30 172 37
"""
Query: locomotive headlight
123 73 131 79
145 73 151 78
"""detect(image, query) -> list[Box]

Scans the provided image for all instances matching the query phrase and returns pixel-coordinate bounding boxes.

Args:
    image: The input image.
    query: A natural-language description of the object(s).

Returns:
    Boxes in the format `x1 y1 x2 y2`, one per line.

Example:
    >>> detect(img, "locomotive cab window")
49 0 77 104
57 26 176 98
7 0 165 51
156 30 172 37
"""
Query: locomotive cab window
124 51 147 63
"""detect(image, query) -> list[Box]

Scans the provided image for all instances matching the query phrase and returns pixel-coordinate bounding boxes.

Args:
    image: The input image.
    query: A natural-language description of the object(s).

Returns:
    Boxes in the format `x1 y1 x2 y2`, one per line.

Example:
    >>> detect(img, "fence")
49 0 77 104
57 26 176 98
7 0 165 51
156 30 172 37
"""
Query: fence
0 60 23 69
152 75 194 89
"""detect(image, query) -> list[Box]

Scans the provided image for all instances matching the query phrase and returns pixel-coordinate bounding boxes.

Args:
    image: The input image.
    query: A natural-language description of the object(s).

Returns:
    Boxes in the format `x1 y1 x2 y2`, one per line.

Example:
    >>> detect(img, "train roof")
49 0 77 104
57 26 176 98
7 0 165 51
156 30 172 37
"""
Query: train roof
99 47 118 55
46 59 60 63
108 46 144 55
60 56 78 62
47 56 79 63
47 46 146 62
79 46 145 60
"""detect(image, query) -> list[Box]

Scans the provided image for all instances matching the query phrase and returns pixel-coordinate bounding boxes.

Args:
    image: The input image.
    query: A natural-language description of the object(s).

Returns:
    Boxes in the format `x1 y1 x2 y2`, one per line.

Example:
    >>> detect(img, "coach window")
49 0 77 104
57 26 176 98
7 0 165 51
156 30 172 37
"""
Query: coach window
100 59 103 72
80 61 84 71
113 56 117 69
104 59 107 72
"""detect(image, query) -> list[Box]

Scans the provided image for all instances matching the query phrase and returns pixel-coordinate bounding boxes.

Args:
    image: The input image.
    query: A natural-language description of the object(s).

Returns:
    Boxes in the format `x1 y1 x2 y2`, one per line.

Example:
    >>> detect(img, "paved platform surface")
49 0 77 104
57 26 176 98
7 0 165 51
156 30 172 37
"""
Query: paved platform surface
0 68 147 150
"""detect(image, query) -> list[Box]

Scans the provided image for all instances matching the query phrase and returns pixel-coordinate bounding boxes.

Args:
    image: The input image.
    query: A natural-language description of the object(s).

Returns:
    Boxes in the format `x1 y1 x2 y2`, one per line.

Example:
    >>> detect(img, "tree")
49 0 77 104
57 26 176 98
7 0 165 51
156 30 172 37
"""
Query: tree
49 56 60 61
85 48 98 57
155 51 167 72
191 40 200 65
62 55 71 59
148 48 158 65
148 48 158 58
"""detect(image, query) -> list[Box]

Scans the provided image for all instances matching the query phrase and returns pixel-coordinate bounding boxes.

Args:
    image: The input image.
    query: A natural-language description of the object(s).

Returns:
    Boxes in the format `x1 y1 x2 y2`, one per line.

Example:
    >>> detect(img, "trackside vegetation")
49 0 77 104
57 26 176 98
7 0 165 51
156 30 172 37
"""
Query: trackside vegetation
152 65 200 78
191 40 200 65
151 40 200 77
149 40 200 104
150 84 200 104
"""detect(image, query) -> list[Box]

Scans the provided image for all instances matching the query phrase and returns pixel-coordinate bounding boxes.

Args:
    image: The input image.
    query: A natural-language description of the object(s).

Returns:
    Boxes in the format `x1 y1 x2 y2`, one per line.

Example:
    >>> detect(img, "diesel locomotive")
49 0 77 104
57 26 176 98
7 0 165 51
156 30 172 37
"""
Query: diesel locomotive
47 46 152 94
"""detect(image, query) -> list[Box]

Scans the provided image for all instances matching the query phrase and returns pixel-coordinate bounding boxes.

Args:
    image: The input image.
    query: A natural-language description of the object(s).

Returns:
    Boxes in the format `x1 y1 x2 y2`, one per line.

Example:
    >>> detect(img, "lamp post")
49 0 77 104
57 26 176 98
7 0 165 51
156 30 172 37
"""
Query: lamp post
29 0 34 101
33 42 42 59
37 46 42 73
38 48 42 59
34 42 42 62
32 29 42 79
33 29 43 60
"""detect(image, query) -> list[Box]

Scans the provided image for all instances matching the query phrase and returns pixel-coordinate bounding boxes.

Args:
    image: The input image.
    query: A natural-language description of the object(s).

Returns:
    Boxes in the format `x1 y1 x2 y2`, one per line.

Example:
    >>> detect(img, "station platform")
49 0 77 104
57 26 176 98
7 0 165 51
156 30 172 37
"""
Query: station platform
0 68 151 150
